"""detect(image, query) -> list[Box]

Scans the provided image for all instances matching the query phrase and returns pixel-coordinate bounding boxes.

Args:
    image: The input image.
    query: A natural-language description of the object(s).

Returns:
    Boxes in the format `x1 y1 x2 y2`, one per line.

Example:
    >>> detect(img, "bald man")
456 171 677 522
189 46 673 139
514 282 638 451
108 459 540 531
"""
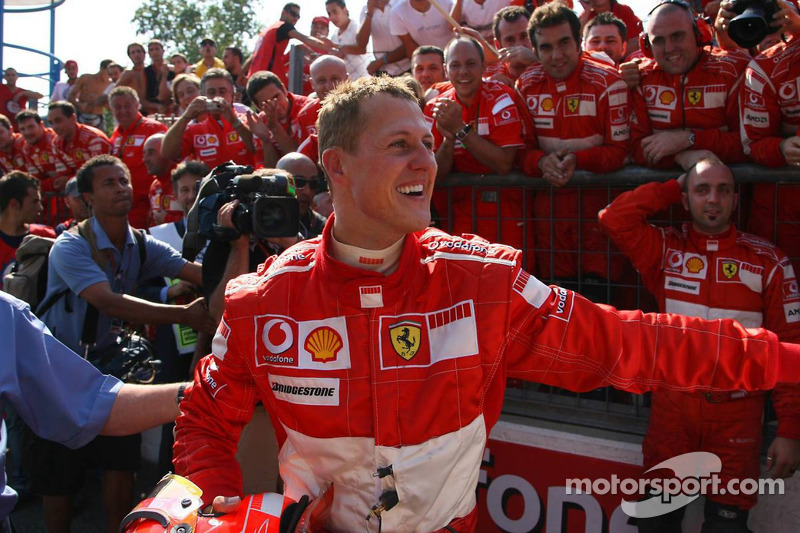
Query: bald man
294 55 348 146
276 152 327 239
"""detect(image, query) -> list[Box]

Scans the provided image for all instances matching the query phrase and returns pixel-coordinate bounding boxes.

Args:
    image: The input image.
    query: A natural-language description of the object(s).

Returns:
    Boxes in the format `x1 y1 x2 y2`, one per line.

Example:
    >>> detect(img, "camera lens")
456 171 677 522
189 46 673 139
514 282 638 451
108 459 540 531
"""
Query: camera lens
728 6 771 49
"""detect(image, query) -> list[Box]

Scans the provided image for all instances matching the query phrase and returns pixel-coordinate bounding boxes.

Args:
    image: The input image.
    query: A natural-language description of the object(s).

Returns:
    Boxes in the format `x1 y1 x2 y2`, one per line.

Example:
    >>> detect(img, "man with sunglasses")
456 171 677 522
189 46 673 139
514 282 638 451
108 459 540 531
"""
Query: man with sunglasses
277 152 328 239
244 3 338 88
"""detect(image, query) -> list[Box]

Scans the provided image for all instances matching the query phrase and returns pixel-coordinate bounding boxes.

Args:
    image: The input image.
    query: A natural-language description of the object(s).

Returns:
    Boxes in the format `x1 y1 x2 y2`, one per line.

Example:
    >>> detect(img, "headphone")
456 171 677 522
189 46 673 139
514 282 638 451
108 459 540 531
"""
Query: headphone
638 0 714 58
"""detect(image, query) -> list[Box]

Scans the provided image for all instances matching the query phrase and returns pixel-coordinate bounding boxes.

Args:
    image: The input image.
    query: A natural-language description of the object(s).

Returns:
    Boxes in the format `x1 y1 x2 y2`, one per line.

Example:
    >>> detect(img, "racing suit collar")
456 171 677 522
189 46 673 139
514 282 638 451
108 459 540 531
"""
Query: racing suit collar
315 214 424 309
684 222 737 252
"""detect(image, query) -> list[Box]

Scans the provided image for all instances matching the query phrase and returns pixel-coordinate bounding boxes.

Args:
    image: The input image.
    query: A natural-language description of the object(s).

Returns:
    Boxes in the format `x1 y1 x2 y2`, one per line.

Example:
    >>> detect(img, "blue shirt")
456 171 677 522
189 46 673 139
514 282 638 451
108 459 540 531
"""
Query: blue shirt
0 292 121 518
40 218 187 354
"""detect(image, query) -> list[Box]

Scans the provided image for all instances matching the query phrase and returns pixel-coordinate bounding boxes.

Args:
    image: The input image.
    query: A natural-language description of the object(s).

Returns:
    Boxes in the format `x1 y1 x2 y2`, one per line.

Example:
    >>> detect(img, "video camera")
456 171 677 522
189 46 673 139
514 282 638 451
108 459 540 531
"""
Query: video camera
728 0 780 49
183 162 299 261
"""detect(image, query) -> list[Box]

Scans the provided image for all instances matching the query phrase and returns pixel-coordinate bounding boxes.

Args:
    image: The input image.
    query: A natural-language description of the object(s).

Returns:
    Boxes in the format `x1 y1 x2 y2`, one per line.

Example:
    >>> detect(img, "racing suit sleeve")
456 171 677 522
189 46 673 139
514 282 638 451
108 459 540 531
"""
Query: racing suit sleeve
763 259 800 440
573 79 629 173
629 85 672 168
598 179 680 292
740 59 787 166
502 266 800 396
692 77 744 163
172 301 264 503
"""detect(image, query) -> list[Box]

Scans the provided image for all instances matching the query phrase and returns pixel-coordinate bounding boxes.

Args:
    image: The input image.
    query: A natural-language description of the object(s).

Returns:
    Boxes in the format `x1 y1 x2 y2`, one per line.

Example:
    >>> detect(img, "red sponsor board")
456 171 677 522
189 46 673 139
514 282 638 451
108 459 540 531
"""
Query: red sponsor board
476 435 643 532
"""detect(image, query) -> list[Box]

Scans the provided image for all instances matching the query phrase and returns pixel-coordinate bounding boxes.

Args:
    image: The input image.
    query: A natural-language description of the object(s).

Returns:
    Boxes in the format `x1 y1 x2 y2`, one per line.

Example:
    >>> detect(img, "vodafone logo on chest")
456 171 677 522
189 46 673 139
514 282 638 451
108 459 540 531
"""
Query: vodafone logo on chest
255 314 351 370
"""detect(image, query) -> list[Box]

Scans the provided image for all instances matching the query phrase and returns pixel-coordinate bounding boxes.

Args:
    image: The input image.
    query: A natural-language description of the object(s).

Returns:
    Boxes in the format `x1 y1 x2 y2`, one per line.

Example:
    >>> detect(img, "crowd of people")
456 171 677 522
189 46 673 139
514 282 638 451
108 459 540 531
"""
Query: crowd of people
2 0 800 532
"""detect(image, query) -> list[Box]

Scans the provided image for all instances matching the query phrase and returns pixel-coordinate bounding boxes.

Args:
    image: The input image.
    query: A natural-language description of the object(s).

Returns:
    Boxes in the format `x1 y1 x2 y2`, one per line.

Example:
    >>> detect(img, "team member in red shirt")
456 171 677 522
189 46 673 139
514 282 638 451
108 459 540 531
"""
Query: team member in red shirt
245 71 311 167
108 86 167 229
739 34 800 271
162 68 255 170
15 110 72 194
627 1 749 169
425 36 533 265
47 101 111 172
244 3 335 87
0 114 26 175
0 171 55 286
142 133 181 226
580 0 641 58
294 55 348 147
600 157 800 531
516 2 629 290
484 6 537 87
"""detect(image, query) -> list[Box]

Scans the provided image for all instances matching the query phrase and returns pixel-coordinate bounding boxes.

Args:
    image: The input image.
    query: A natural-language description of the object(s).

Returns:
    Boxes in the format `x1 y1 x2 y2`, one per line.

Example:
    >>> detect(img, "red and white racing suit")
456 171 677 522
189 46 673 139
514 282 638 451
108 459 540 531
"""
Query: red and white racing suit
174 219 800 532
293 97 320 147
630 47 749 167
20 127 72 193
0 133 26 175
599 179 800 508
181 114 254 169
740 39 800 272
423 80 534 267
110 114 167 228
56 123 112 171
516 53 629 281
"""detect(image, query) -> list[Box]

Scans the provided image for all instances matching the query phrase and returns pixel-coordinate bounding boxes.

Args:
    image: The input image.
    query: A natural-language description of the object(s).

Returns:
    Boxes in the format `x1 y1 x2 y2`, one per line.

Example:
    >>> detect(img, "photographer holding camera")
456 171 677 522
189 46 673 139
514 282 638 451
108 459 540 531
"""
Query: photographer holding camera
161 68 256 170
714 0 800 52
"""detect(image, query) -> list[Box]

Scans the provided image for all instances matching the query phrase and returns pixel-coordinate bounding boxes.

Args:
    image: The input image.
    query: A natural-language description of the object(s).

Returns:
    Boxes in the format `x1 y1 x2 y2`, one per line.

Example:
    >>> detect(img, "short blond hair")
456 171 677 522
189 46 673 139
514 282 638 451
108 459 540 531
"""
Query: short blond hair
317 76 417 164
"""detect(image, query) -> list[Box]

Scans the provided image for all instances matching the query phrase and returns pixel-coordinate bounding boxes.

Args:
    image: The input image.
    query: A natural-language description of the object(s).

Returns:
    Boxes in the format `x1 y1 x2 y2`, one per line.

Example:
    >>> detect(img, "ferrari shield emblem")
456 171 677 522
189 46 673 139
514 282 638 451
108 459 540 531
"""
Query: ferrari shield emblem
688 89 702 106
722 260 738 279
566 97 579 113
390 321 421 360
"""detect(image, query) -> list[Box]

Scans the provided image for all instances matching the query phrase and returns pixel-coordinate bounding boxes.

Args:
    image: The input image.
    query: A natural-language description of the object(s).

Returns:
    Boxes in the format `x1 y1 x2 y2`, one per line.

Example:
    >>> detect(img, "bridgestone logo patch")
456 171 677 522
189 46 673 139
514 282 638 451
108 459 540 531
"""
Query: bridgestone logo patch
268 375 340 406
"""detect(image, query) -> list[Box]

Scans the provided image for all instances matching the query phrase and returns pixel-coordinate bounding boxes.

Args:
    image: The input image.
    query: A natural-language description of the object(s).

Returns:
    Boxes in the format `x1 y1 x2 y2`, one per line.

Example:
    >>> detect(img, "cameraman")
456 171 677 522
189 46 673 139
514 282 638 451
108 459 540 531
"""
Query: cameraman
715 0 800 52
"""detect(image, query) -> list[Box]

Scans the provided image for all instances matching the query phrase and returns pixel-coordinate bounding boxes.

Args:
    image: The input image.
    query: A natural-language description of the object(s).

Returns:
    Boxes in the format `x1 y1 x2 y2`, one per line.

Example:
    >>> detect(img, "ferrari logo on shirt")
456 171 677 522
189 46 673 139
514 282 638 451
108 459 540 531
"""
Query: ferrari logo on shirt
75 149 84 160
688 89 702 106
126 136 136 145
722 260 738 279
304 326 342 363
227 131 239 143
566 97 579 113
40 152 49 163
390 321 421 361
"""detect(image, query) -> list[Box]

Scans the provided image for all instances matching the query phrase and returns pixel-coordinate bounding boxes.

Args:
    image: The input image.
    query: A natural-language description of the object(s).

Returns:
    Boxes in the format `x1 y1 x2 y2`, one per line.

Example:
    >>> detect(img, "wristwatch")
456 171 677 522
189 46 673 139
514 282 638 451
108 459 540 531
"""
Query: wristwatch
687 131 696 148
176 383 187 405
455 123 472 141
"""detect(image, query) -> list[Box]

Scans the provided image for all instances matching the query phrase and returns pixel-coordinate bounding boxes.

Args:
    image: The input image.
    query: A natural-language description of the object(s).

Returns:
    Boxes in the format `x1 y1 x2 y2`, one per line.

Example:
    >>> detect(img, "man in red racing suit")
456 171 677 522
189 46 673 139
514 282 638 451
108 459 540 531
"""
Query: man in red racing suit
173 77 800 533
599 157 800 530
740 38 800 273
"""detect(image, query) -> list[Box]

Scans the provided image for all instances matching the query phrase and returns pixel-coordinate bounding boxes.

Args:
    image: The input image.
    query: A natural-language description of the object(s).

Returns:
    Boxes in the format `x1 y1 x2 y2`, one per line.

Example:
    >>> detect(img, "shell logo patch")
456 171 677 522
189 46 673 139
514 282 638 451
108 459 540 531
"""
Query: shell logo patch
304 326 343 363
659 90 675 105
541 97 554 112
685 256 705 274
390 321 421 361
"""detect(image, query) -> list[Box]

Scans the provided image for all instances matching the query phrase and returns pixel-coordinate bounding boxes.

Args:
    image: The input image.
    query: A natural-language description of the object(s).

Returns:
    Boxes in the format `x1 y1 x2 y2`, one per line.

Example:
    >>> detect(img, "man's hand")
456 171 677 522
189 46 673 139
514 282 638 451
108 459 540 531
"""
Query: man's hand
245 110 271 141
183 95 210 121
538 149 576 187
431 98 464 140
499 46 537 68
208 495 241 514
259 99 280 131
641 130 694 165
619 58 642 90
675 149 715 170
181 297 216 334
215 97 237 125
767 437 800 479
367 59 383 76
779 136 800 165
166 280 197 301
770 0 800 38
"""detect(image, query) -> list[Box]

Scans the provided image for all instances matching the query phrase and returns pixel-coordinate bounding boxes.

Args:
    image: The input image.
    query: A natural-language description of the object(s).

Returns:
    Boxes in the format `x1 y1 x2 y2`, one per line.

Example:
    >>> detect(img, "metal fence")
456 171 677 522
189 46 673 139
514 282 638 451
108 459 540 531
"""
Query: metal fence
436 165 800 438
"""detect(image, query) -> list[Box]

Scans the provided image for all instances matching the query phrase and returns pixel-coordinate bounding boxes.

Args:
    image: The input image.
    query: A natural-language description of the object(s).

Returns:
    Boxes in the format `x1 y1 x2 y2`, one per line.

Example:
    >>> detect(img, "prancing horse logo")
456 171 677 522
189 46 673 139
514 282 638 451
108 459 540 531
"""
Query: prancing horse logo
389 321 421 361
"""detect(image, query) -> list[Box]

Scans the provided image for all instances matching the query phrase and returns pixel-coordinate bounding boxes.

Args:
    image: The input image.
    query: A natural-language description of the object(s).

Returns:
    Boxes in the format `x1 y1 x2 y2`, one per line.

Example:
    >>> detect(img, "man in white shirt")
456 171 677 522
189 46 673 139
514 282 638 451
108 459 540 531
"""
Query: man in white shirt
326 0 370 80
390 0 456 60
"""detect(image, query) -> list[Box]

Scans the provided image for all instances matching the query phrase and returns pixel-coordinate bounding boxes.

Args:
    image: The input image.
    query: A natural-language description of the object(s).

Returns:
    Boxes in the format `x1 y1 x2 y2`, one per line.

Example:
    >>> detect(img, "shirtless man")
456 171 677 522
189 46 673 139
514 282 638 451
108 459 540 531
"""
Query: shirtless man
69 59 113 129
117 43 148 109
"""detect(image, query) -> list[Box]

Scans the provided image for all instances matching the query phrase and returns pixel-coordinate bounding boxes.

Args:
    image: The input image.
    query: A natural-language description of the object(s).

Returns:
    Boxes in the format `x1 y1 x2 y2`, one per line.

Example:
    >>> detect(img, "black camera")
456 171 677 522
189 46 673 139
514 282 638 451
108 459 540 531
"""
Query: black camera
728 0 780 49
186 162 299 253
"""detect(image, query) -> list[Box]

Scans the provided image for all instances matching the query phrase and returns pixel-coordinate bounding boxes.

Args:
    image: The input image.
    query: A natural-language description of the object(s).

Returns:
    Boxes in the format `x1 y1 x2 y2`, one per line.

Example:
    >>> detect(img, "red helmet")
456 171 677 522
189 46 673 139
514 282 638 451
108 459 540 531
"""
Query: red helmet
120 474 295 533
